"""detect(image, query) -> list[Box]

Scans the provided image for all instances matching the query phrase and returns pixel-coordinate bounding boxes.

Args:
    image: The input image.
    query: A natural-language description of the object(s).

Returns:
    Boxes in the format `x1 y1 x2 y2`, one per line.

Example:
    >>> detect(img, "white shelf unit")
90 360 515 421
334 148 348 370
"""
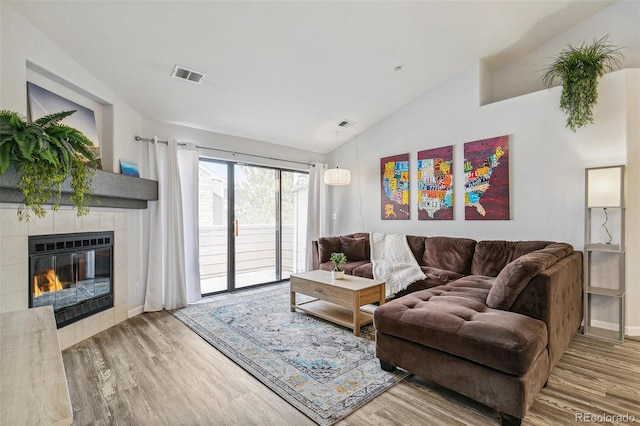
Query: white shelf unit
584 165 625 342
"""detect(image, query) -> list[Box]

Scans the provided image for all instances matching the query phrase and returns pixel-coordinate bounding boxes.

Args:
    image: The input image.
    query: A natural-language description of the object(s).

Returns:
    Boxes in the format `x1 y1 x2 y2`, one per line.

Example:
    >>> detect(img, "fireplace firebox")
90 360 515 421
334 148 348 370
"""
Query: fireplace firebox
29 231 114 328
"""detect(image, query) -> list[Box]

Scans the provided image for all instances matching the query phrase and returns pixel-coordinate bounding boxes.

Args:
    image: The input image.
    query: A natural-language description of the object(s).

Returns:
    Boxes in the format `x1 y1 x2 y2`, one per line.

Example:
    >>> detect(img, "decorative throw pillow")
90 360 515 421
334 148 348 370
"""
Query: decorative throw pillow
487 242 574 310
340 236 367 261
318 237 341 264
487 252 554 310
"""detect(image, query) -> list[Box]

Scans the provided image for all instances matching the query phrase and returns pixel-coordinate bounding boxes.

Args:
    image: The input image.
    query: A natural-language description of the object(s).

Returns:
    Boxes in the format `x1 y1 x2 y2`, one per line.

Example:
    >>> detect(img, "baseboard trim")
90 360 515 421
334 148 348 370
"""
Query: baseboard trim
590 320 640 337
625 325 640 336
128 305 144 318
590 319 618 331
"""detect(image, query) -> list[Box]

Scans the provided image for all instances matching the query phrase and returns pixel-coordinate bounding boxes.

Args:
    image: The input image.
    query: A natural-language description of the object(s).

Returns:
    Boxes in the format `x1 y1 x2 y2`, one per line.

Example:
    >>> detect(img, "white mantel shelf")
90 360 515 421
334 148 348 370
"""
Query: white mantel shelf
0 167 158 209
0 306 73 425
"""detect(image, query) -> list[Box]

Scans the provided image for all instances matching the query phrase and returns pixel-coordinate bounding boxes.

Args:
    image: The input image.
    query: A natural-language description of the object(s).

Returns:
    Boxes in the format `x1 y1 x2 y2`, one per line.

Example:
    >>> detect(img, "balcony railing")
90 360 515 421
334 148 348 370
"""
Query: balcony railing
199 224 306 294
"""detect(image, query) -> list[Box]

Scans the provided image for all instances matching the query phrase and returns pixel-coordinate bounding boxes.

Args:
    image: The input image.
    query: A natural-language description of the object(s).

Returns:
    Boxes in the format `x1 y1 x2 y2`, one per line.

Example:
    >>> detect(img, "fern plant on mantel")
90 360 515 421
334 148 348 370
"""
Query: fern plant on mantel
542 35 624 132
0 109 97 221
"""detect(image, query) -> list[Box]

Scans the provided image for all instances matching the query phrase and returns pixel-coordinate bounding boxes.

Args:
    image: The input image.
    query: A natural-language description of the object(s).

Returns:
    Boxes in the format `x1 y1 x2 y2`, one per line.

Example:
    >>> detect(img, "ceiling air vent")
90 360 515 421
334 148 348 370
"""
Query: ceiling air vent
338 119 356 128
171 65 205 84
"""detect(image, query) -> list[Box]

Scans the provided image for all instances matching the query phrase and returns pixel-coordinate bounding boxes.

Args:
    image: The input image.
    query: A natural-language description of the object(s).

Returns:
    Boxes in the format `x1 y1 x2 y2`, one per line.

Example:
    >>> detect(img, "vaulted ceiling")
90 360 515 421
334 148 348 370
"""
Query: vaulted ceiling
8 1 612 153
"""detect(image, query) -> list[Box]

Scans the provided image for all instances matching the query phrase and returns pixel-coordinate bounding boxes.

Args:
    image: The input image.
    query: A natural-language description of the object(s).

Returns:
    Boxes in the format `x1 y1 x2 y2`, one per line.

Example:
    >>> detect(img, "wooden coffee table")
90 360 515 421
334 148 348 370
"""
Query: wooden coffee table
290 270 386 336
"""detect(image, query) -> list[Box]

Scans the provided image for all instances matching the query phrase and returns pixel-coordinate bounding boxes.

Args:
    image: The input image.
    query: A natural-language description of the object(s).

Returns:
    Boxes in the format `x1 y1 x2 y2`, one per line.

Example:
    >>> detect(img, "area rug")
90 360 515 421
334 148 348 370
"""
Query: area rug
173 285 409 425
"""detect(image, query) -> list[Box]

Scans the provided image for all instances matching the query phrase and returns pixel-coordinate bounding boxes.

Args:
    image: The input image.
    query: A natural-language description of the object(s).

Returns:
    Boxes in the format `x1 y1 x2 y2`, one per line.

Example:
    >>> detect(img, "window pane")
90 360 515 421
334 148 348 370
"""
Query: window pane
198 161 228 294
281 171 308 278
235 165 277 287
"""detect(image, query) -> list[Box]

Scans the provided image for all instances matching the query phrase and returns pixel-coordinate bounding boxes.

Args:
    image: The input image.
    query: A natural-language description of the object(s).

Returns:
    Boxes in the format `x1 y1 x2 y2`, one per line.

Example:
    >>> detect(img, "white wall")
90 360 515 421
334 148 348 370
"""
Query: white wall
329 65 626 244
327 1 640 336
141 119 327 173
625 72 640 336
0 2 327 318
327 64 638 335
0 3 148 319
490 0 640 103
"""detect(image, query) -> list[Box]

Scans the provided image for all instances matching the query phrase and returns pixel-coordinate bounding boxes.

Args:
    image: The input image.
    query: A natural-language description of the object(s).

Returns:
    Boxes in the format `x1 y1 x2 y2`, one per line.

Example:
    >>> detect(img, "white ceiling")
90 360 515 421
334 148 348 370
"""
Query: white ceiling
8 1 612 154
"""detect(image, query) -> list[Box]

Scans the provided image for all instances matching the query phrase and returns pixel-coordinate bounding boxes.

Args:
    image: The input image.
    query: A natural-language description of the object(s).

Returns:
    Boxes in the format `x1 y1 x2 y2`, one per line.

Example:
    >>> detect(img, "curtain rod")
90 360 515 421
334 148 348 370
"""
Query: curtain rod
134 136 314 167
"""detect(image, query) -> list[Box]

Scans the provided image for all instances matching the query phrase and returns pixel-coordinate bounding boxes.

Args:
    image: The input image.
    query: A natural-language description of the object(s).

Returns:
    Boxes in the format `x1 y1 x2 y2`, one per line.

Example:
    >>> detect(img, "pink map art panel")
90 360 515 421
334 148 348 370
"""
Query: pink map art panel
417 146 453 220
380 153 410 220
464 135 510 220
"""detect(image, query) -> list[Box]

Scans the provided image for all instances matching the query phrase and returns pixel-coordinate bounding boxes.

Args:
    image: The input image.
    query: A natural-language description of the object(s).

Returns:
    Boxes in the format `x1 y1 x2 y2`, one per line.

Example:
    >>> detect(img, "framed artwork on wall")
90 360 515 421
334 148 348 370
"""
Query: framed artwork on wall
417 145 453 220
463 135 510 220
119 159 140 177
380 153 410 220
27 82 102 168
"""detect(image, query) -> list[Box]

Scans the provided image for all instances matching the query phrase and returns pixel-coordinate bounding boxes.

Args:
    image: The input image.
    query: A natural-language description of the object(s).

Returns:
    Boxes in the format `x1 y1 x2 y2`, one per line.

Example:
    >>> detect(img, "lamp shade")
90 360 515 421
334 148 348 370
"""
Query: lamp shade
324 167 351 186
587 166 623 207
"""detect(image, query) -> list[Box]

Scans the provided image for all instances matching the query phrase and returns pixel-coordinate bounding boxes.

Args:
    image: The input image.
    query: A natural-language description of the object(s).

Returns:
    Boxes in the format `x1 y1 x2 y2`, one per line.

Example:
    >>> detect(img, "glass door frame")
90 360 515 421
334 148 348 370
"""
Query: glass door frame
199 157 307 296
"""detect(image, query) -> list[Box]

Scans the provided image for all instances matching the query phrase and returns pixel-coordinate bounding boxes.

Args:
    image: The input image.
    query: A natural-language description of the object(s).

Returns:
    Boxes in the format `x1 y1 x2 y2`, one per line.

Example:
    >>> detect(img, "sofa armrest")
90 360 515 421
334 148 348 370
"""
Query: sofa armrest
509 251 583 370
311 240 320 270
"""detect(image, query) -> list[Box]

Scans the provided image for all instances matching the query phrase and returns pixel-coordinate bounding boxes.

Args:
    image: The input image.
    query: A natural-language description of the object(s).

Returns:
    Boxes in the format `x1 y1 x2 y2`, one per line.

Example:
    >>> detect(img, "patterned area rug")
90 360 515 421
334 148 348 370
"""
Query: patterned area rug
174 285 409 425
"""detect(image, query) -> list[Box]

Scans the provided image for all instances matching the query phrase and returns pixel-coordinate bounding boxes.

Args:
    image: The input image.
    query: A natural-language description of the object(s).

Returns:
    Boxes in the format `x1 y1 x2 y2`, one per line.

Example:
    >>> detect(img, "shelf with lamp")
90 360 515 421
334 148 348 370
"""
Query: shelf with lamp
584 165 625 342
324 132 351 186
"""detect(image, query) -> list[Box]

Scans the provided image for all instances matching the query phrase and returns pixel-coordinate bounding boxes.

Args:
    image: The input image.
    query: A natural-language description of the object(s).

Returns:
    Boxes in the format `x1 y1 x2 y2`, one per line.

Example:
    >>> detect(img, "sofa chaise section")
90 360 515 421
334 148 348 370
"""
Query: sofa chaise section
374 240 583 425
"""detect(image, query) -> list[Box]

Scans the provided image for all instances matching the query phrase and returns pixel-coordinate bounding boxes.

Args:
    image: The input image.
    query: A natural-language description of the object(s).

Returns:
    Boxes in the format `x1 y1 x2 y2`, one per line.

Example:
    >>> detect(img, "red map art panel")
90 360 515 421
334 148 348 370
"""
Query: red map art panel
380 153 410 220
464 135 510 220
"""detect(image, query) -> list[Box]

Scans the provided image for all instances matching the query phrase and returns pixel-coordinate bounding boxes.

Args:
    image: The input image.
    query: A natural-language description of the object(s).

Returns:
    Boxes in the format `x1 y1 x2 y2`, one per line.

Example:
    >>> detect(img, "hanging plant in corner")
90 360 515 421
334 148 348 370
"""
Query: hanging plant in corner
0 110 97 221
542 35 624 132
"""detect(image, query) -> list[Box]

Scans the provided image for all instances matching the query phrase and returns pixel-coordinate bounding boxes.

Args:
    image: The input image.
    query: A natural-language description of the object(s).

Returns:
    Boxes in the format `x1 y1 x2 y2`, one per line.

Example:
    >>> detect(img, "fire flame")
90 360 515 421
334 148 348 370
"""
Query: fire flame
33 269 63 297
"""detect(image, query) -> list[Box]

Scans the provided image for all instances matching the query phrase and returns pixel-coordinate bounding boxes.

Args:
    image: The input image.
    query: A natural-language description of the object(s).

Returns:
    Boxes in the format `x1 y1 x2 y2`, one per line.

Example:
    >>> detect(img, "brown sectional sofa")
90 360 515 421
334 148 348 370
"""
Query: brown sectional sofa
311 233 583 426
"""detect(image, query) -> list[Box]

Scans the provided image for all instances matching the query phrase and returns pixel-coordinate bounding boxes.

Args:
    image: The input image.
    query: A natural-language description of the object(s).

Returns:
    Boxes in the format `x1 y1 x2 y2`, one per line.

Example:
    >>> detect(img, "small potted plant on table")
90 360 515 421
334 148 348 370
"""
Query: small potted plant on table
330 252 347 280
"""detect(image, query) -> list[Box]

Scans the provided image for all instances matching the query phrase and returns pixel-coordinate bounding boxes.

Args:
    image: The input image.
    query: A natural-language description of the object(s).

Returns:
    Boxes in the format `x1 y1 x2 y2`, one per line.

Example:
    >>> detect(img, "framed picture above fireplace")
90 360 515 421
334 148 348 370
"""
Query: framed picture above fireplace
27 81 102 168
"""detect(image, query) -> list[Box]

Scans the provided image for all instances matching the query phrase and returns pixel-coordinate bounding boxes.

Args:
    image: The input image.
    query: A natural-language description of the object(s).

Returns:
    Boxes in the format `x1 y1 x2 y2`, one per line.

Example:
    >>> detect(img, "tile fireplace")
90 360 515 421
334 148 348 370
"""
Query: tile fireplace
29 231 114 328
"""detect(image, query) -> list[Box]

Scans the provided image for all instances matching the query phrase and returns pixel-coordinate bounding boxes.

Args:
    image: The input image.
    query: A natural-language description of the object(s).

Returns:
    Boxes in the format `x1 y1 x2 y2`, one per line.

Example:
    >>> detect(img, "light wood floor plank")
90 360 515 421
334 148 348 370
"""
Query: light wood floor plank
63 310 640 425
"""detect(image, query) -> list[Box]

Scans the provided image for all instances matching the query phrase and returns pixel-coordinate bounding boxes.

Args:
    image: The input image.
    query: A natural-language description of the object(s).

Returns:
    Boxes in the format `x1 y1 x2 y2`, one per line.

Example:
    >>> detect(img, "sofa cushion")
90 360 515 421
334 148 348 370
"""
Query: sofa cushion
487 243 575 310
340 236 367 261
374 283 548 376
420 266 465 287
423 237 476 274
406 235 427 265
471 240 553 276
319 260 369 275
318 237 341 263
353 262 373 279
353 232 371 260
341 260 369 275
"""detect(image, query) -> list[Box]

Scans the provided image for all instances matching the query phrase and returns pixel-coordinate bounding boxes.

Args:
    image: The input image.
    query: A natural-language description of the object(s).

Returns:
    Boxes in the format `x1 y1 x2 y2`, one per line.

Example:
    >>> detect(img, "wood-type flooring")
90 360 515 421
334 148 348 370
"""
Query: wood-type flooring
63 308 640 425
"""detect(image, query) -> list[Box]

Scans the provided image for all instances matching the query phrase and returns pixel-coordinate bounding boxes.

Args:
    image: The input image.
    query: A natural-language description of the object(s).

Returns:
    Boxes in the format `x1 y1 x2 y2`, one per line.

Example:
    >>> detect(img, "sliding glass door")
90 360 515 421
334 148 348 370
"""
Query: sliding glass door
198 159 308 295
198 161 229 294
281 170 309 279
234 164 278 288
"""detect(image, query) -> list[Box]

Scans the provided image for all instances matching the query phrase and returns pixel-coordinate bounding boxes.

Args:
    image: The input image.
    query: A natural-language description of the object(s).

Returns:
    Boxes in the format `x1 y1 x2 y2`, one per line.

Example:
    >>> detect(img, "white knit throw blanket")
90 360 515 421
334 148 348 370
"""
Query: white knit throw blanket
370 232 426 298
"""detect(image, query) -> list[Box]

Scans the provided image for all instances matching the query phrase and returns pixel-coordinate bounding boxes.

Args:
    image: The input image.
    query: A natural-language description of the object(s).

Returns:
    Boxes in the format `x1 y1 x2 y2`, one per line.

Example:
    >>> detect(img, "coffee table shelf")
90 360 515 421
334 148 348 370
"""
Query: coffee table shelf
290 270 385 336
295 299 374 330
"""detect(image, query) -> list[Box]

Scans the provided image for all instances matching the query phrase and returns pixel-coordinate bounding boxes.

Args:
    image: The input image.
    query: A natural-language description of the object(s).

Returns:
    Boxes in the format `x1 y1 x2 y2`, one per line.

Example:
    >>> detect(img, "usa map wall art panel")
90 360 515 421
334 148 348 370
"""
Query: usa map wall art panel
464 135 510 220
417 146 453 220
380 153 410 220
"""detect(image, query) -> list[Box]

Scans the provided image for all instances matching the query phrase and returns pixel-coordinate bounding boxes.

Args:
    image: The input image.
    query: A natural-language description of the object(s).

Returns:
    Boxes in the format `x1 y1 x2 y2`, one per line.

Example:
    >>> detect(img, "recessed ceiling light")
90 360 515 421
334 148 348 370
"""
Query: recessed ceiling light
171 65 205 84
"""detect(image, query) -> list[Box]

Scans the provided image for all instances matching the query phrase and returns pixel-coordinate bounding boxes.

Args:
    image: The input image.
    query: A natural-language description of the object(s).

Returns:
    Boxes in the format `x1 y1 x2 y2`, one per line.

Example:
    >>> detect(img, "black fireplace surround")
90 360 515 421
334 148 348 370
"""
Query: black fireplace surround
29 231 114 328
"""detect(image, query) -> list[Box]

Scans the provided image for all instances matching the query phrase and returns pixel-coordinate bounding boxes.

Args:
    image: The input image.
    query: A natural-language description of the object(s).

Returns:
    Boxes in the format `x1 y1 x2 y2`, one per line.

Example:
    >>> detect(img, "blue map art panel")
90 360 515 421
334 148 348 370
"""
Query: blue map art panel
464 135 510 220
417 145 453 220
380 153 410 220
